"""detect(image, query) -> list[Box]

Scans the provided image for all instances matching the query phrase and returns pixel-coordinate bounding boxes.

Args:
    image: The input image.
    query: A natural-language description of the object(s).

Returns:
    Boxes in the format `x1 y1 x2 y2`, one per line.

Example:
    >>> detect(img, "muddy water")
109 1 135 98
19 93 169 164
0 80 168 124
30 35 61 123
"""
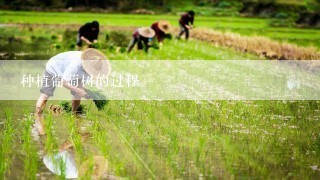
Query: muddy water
0 101 111 179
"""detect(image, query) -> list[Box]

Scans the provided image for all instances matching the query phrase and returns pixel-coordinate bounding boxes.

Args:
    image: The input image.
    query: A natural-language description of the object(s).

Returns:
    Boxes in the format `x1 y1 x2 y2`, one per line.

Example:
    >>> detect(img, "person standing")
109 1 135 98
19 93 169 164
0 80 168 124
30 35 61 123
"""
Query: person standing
177 10 195 40
127 27 155 53
150 20 172 48
76 21 100 50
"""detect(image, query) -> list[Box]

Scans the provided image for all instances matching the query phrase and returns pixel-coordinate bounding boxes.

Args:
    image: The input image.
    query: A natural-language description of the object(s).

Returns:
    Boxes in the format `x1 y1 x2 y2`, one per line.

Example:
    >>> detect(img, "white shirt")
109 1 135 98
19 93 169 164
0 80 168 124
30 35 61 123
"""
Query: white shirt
46 51 89 81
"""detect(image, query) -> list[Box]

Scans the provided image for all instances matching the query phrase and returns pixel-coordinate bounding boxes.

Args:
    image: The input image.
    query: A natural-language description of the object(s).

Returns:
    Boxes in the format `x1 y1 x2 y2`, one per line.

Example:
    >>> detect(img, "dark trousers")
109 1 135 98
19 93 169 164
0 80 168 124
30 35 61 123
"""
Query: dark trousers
76 33 82 47
127 36 149 53
178 23 189 40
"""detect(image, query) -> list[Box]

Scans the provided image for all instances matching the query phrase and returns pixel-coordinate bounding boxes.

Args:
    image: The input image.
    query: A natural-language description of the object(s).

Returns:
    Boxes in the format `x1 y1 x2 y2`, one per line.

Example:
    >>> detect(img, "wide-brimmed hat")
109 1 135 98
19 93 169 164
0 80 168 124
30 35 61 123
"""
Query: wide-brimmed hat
158 20 172 34
138 27 155 38
79 156 108 178
81 48 111 78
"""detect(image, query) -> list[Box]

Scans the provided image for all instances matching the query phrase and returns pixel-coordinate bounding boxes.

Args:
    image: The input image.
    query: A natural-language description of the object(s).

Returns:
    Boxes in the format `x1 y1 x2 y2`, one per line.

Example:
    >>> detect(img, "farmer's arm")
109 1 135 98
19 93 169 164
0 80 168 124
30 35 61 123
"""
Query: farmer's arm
62 80 87 97
62 63 88 98
188 16 194 29
80 36 92 45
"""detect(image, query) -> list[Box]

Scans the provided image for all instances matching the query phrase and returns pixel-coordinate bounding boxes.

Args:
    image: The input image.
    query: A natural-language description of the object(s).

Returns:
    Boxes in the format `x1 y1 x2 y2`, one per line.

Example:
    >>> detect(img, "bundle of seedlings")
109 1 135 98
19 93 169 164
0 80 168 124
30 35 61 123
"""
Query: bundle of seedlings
84 89 109 111
60 101 86 113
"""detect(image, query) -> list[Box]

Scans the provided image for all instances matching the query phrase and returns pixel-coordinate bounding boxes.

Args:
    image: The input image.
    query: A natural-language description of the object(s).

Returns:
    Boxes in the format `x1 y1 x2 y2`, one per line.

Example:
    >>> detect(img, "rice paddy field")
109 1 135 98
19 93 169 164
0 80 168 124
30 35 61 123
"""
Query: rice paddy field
1 10 320 179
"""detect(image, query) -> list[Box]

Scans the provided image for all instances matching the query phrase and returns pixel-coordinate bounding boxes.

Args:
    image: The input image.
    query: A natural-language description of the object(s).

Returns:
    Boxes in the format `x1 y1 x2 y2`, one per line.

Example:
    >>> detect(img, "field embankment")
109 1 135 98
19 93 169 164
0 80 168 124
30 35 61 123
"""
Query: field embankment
192 28 320 60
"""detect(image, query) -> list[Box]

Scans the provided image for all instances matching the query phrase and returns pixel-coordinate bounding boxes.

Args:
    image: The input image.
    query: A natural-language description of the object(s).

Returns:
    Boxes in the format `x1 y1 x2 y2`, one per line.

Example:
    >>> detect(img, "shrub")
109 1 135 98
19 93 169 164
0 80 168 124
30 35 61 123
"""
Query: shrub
217 1 232 9
274 12 289 19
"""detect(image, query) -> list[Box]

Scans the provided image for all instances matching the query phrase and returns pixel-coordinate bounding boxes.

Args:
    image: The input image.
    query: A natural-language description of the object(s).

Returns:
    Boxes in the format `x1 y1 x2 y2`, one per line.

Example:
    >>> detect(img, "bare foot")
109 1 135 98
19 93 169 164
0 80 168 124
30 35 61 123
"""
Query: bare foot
34 117 45 135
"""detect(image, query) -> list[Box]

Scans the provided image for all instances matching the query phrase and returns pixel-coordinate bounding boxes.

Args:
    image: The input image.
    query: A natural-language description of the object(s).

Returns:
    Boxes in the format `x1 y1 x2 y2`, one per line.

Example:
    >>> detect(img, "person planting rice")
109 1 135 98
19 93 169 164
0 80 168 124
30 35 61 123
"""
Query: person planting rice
34 48 111 135
127 27 155 53
77 21 100 50
150 20 172 48
177 10 195 40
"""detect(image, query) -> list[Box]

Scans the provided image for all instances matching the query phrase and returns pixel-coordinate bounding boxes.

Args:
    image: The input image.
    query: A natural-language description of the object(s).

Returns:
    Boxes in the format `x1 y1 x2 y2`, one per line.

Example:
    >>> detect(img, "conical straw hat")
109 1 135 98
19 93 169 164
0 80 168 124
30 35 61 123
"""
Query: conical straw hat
81 48 111 79
138 27 155 38
79 156 108 178
158 20 172 34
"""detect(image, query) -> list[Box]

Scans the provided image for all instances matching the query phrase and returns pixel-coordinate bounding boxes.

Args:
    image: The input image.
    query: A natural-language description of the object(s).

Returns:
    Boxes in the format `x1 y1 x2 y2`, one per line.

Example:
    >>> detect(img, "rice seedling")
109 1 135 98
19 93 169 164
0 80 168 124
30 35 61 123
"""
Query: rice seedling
66 114 84 163
0 108 15 178
22 114 38 179
90 118 110 157
84 89 109 111
59 101 86 114
43 113 58 155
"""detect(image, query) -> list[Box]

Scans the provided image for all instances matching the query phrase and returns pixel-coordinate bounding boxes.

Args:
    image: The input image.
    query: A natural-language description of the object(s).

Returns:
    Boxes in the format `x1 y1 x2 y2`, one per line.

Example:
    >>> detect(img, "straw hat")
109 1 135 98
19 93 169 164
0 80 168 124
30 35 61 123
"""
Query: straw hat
81 48 111 78
158 20 172 34
138 27 155 38
79 156 108 178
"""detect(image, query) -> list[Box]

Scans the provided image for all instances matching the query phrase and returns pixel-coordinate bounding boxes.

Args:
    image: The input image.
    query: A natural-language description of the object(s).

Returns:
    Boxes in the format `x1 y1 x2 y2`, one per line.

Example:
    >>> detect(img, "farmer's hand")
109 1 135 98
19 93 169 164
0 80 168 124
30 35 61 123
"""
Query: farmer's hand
63 80 89 98
87 41 92 45
159 42 163 49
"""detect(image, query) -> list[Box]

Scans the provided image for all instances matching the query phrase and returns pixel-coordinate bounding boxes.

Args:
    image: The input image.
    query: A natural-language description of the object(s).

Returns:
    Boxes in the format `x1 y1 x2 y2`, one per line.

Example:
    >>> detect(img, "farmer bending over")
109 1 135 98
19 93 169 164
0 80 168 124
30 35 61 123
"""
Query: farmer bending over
77 21 100 50
150 20 172 49
177 10 195 40
127 27 155 53
35 49 110 135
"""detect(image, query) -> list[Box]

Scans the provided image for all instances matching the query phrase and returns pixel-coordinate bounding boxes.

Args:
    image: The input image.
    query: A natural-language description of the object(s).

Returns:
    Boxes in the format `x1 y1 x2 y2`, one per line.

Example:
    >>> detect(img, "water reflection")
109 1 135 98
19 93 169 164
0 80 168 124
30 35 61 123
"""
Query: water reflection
31 113 109 179
43 149 78 178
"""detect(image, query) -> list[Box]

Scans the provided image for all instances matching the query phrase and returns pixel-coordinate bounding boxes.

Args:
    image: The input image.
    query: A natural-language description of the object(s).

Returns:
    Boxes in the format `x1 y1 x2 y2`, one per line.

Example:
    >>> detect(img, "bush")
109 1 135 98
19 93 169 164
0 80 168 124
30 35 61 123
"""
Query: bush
274 12 289 19
217 1 232 9
195 1 209 6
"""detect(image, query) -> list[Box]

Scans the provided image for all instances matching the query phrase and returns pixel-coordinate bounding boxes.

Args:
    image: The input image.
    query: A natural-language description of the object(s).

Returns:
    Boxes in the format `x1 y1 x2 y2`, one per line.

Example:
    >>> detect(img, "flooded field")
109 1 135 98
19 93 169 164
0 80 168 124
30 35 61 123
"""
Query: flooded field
1 100 320 178
1 13 320 179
